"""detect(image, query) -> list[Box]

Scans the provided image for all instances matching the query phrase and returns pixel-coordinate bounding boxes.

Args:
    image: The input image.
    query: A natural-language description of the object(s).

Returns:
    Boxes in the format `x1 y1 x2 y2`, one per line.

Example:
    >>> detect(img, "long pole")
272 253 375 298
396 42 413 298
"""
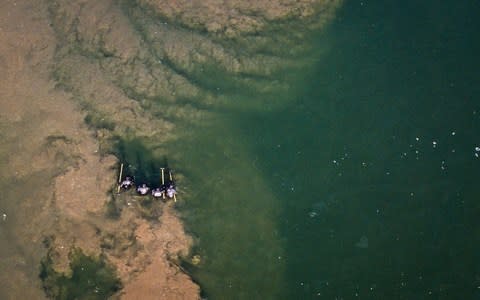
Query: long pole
160 168 165 199
117 163 124 193
169 170 177 202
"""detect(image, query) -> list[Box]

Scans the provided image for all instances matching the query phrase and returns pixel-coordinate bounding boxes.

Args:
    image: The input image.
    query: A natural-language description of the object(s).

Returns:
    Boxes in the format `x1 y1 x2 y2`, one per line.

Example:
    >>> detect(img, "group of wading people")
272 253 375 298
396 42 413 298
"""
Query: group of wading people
118 165 177 201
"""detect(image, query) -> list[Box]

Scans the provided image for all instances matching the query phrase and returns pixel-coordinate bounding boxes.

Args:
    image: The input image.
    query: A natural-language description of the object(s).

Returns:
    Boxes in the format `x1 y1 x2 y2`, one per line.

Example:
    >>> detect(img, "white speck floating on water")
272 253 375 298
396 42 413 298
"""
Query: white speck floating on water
432 141 437 148
475 146 480 152
451 131 456 136
2 213 6 221
415 137 420 141
355 235 368 248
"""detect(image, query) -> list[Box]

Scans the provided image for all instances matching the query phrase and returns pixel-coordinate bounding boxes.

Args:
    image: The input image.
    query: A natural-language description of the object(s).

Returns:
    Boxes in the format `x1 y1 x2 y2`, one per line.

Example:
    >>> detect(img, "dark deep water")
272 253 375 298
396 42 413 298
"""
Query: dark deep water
164 0 480 298
253 0 480 298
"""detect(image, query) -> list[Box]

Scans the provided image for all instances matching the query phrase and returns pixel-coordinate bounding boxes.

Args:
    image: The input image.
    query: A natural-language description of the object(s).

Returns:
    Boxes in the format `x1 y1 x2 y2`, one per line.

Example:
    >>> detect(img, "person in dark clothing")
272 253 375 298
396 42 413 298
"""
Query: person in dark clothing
119 176 134 190
151 186 164 198
136 183 150 195
166 184 176 199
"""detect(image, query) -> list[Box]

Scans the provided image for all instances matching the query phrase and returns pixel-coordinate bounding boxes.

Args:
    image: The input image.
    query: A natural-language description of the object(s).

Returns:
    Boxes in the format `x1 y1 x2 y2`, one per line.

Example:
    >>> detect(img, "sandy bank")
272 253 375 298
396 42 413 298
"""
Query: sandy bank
0 0 199 298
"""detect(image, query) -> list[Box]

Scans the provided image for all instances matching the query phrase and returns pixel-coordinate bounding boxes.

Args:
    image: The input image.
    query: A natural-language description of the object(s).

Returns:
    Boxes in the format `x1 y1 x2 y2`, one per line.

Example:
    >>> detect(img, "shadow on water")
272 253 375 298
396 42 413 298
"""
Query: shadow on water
112 137 169 186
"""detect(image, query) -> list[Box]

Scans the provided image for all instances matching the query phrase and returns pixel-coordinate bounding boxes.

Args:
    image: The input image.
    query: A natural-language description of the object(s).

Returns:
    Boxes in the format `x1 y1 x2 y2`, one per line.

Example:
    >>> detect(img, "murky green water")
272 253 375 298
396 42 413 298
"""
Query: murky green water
160 0 480 299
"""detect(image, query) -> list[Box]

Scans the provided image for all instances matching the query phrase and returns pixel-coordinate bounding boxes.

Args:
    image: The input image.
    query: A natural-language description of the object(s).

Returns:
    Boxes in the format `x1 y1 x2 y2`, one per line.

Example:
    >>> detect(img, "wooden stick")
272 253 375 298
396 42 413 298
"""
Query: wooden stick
160 168 165 199
117 163 124 193
118 163 124 183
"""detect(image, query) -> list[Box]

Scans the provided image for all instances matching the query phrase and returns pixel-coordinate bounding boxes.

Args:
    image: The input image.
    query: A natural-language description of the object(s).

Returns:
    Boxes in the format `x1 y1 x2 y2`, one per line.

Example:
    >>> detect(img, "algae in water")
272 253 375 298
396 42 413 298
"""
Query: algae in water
40 247 121 299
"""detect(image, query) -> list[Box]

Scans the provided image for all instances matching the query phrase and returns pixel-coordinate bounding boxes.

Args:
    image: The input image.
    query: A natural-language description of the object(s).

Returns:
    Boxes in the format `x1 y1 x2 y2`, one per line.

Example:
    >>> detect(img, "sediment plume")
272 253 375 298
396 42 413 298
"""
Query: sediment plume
0 0 342 298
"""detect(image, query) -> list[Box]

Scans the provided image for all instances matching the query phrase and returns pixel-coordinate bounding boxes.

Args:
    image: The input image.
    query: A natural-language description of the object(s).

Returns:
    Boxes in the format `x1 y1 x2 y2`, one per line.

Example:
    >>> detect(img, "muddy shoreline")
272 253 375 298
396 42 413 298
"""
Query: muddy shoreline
0 0 200 298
